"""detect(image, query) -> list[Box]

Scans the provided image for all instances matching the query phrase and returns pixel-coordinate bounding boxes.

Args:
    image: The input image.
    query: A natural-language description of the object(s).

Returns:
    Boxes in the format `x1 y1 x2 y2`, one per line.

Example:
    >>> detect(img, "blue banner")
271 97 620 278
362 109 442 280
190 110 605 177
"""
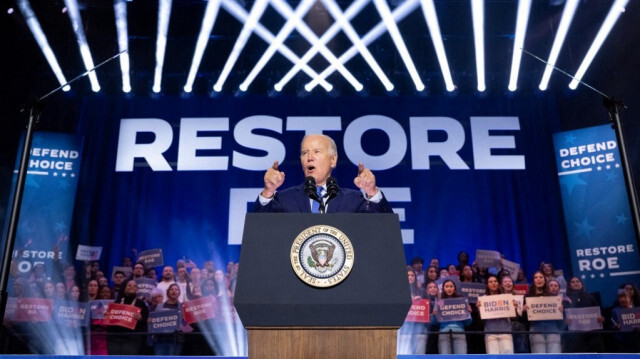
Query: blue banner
553 124 640 306
4 132 83 277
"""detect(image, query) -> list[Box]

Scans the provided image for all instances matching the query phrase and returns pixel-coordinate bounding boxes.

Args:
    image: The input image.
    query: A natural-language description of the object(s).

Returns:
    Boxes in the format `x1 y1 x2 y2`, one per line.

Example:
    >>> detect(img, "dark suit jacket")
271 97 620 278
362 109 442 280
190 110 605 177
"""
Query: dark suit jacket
253 183 393 213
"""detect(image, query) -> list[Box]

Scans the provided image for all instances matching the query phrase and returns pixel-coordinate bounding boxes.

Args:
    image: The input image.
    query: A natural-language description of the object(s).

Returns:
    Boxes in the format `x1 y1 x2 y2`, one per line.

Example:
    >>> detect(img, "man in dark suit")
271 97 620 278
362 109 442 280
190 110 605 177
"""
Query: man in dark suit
253 134 392 213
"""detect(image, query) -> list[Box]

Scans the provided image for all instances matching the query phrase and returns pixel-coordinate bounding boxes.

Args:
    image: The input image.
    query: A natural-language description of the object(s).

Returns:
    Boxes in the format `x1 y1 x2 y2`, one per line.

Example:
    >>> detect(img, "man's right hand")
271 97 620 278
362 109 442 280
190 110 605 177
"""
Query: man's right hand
262 161 285 198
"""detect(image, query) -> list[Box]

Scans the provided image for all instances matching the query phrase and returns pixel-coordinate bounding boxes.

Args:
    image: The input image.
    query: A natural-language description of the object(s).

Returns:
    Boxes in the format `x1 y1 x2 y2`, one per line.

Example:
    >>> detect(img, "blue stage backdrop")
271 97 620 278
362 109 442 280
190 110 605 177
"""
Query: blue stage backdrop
554 124 640 305
52 94 572 282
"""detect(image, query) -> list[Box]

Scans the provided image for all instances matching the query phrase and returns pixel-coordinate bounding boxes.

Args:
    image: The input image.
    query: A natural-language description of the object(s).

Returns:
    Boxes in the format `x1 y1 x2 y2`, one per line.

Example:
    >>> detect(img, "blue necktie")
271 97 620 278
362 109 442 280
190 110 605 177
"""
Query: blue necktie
311 186 323 213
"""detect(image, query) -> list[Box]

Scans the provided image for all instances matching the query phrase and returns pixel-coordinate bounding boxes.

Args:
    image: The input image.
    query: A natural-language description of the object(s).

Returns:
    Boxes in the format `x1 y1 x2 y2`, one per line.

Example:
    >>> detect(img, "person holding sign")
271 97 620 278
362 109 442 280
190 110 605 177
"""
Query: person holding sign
431 279 472 354
398 267 428 354
254 134 392 213
610 288 640 353
150 283 184 355
106 279 149 355
476 275 514 354
523 272 564 353
500 275 529 353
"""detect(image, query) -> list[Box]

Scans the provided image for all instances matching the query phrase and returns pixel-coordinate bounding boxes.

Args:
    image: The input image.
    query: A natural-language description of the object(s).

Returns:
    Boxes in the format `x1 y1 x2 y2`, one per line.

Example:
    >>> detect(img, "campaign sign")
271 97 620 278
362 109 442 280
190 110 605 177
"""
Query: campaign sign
513 284 529 296
54 300 90 327
501 259 520 281
103 303 141 330
617 307 640 332
135 277 157 300
138 248 164 267
405 299 430 323
4 297 18 321
76 244 102 261
554 124 640 306
513 295 524 316
475 249 501 268
182 296 217 324
460 282 486 304
436 298 470 323
149 309 181 333
90 299 114 319
566 306 602 331
16 298 53 322
435 276 461 295
478 294 516 320
526 296 563 321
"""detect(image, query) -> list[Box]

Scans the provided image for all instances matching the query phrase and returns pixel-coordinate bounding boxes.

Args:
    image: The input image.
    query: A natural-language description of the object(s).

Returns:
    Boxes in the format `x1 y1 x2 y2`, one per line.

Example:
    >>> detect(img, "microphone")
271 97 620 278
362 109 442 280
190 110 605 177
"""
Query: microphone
325 177 339 203
304 176 325 213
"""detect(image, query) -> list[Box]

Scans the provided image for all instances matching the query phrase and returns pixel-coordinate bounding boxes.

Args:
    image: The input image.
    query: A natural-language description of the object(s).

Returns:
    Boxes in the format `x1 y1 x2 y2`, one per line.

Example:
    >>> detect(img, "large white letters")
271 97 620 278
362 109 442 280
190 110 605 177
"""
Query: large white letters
177 117 229 171
115 118 173 171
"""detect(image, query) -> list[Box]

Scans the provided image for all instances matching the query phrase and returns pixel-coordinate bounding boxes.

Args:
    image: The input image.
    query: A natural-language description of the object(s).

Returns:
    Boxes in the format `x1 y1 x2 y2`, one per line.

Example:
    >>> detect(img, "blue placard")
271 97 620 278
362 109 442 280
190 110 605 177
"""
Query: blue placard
53 300 90 327
553 124 640 306
460 282 486 304
149 309 181 333
436 297 470 323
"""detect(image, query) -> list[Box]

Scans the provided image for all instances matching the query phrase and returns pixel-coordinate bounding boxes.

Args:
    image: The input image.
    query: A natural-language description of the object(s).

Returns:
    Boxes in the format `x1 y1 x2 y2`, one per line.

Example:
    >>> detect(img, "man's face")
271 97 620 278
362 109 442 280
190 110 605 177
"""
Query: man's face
178 267 187 280
133 264 144 276
300 135 337 186
162 266 174 280
114 273 125 284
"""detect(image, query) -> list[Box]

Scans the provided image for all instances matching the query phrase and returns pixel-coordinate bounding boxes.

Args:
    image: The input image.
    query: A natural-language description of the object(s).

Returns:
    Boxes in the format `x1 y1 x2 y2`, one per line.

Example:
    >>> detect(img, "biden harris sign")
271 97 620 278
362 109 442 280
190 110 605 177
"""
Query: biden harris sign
554 124 640 305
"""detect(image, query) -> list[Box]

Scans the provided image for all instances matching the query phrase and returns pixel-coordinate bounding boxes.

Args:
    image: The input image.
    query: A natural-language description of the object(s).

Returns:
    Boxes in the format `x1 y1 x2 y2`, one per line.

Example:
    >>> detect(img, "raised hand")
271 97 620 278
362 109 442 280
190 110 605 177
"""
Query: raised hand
262 161 285 198
353 162 377 197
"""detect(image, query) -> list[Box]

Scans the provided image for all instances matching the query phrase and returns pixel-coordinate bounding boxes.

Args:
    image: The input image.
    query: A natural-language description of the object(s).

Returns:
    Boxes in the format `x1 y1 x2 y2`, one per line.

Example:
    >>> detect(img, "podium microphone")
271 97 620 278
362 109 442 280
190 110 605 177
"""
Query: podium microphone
304 176 325 213
325 177 339 204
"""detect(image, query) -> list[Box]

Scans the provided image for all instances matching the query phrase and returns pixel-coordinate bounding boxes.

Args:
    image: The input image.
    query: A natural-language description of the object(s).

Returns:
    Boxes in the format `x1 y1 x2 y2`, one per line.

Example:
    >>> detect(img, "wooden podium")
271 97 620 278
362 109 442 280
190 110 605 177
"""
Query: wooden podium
235 213 410 359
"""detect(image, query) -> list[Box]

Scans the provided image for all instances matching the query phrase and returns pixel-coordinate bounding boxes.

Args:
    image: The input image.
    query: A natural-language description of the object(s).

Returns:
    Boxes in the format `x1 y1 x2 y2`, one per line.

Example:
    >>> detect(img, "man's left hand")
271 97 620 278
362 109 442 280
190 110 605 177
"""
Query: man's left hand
354 162 378 198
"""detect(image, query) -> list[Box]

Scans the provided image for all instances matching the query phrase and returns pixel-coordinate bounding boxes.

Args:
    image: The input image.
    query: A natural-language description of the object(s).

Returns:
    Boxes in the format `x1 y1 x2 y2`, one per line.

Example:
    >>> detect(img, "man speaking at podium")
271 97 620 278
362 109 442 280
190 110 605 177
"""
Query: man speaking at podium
254 134 393 214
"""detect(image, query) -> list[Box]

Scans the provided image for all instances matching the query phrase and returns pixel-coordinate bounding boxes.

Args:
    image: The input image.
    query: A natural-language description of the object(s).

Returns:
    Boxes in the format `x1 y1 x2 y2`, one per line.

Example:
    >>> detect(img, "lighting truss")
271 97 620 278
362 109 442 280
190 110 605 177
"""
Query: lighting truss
569 0 629 90
16 0 70 91
63 0 100 92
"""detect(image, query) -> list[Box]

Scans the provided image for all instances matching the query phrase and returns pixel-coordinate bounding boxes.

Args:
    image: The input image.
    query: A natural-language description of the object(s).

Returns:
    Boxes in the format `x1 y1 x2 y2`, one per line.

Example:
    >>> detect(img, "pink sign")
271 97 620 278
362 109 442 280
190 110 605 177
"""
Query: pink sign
16 298 53 322
182 296 217 324
405 299 430 323
103 303 141 330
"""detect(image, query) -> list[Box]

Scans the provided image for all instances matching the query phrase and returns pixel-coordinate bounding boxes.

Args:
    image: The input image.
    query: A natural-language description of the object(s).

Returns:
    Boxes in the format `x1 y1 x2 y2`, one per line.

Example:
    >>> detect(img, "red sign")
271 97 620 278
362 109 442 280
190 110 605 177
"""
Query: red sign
103 303 141 330
16 298 53 322
405 299 430 323
182 296 217 324
514 284 529 296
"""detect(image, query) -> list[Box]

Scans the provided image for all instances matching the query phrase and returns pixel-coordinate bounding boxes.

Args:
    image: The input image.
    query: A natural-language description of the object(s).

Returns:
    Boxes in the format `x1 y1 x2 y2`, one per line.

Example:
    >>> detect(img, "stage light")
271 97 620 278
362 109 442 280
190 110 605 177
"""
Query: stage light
239 0 316 92
508 0 532 92
213 0 270 92
471 0 485 92
64 0 100 92
539 0 579 91
274 0 367 92
16 0 70 91
61 6 67 14
270 0 363 91
418 0 454 92
114 0 131 94
324 0 394 91
220 0 332 91
153 0 173 94
184 0 222 93
373 0 423 91
8 7 14 14
305 0 420 91
568 0 628 90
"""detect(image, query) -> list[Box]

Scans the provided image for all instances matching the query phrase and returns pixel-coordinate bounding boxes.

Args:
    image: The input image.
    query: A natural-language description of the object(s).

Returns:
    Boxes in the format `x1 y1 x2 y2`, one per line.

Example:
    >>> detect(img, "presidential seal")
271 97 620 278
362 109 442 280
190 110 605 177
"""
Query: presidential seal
290 225 354 288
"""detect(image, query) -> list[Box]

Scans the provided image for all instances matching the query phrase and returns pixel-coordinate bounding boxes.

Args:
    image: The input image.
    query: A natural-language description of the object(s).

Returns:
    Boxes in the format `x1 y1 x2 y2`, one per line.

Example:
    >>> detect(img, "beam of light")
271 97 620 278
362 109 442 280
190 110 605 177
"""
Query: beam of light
214 0 270 92
471 0 485 92
321 0 394 91
152 0 173 93
114 0 131 93
270 0 363 92
508 0 532 92
220 0 332 91
569 0 628 90
184 0 222 93
64 0 100 92
372 0 423 91
239 0 316 92
274 0 368 92
16 0 70 91
419 0 454 92
538 0 579 91
305 0 420 91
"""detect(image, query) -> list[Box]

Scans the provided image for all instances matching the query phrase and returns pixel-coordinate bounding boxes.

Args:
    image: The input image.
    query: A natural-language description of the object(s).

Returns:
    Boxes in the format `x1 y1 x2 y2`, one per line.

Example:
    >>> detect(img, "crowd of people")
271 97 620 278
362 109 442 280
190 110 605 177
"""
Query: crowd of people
2 251 241 356
399 252 640 355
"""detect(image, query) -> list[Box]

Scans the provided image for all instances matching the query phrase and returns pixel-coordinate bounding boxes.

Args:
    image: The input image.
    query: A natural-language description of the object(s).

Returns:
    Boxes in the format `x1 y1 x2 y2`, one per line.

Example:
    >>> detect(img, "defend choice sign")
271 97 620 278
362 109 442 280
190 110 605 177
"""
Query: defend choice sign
436 298 470 323
405 299 430 323
149 309 181 333
104 303 141 330
525 296 563 321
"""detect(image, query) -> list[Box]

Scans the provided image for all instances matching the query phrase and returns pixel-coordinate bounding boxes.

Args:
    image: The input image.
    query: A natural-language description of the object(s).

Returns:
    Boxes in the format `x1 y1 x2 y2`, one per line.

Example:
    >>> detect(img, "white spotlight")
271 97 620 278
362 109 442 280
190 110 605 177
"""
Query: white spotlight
184 0 222 93
152 0 173 93
64 0 100 91
569 0 628 90
114 0 131 94
539 0 579 91
508 0 532 92
471 0 485 92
